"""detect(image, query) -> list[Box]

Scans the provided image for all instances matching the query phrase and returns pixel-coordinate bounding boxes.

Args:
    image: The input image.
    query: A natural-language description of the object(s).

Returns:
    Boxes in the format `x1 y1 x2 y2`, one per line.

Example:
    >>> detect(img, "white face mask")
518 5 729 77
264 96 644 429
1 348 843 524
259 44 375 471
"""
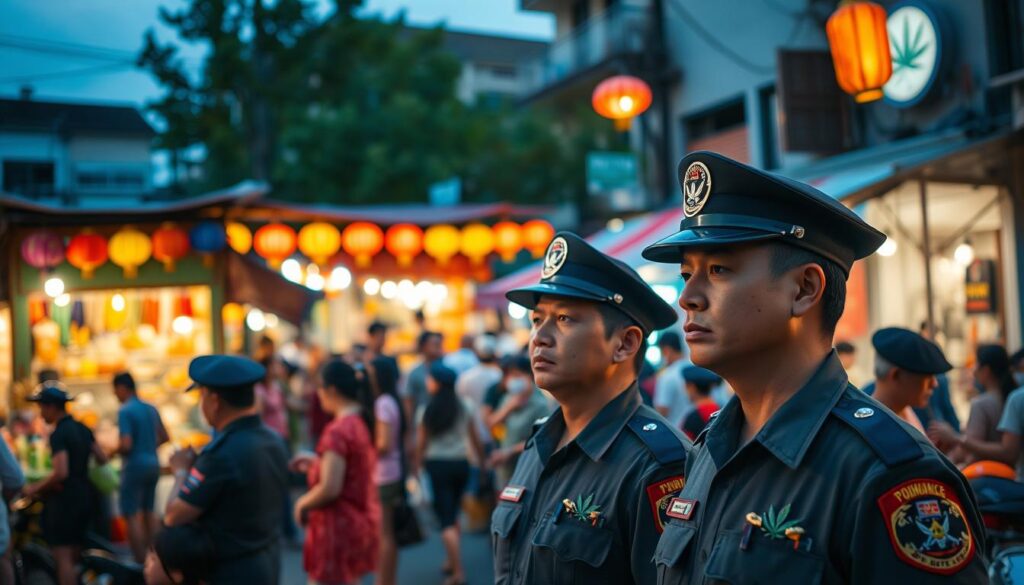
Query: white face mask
506 377 529 395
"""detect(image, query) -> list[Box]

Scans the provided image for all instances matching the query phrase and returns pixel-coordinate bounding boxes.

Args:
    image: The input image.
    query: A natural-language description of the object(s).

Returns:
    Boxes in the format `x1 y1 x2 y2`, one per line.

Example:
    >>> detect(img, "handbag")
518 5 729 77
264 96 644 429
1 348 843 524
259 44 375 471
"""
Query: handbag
392 498 424 548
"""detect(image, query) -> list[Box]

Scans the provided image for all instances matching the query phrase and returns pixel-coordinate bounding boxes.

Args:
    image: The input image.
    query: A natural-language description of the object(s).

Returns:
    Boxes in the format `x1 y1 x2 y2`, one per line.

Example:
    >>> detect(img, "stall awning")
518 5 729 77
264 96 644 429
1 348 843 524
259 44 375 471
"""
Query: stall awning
226 253 321 325
243 200 553 226
476 208 683 308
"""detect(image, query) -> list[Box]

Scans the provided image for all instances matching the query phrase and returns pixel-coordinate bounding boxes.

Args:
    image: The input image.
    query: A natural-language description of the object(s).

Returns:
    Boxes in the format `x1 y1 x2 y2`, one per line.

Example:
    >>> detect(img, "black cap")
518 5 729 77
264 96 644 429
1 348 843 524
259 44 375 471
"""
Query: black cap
27 381 73 404
506 232 678 334
642 151 886 275
186 355 266 391
682 365 722 387
871 327 952 375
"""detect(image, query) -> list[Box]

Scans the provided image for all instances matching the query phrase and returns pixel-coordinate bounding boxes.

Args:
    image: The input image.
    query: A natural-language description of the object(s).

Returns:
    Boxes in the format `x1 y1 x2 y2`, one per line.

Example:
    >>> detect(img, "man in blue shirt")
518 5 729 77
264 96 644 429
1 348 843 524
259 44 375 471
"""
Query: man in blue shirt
114 371 169 563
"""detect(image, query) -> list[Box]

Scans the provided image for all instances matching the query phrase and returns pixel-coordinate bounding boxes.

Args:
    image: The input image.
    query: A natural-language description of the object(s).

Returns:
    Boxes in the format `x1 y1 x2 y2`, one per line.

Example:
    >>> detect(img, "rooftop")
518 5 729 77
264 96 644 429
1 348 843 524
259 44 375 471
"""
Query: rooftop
0 95 155 136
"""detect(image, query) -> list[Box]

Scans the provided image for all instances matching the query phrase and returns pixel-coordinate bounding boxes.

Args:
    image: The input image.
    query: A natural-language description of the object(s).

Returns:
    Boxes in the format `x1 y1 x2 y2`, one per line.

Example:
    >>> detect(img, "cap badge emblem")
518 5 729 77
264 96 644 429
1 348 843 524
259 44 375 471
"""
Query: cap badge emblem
541 236 568 279
683 161 712 218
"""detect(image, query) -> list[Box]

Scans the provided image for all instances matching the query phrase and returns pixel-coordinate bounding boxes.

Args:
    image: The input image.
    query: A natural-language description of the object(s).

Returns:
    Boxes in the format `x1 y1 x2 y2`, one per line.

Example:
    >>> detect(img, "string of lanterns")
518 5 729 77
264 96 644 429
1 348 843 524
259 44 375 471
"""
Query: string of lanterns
19 219 554 281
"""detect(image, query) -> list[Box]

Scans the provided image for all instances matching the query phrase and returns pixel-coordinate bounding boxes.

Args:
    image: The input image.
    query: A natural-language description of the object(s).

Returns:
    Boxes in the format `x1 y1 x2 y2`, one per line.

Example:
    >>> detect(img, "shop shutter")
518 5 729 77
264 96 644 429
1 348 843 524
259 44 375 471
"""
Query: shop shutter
776 49 852 153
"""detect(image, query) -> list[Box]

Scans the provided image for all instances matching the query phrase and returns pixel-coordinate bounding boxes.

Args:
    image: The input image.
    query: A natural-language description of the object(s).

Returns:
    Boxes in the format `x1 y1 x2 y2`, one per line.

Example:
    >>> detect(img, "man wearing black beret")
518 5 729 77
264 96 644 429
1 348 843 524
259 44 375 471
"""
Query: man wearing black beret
492 232 690 584
645 151 986 583
163 355 289 585
869 327 952 432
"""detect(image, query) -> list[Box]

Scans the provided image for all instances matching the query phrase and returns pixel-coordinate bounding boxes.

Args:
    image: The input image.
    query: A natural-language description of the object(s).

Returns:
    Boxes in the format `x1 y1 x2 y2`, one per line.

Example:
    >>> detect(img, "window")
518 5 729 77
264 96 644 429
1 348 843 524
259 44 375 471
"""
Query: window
74 165 146 193
2 160 55 196
480 63 518 79
683 98 750 164
758 85 781 170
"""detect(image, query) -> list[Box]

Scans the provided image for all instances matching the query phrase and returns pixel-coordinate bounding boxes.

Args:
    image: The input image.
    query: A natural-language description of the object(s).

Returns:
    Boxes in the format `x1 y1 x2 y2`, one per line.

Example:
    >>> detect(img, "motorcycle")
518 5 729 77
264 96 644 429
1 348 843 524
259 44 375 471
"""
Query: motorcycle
965 461 1024 584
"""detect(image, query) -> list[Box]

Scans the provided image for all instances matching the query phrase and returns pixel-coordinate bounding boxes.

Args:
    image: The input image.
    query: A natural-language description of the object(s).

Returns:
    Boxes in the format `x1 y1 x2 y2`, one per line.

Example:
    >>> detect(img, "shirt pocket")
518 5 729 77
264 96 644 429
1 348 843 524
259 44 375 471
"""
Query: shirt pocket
655 523 696 584
531 516 615 584
704 529 825 584
491 503 524 581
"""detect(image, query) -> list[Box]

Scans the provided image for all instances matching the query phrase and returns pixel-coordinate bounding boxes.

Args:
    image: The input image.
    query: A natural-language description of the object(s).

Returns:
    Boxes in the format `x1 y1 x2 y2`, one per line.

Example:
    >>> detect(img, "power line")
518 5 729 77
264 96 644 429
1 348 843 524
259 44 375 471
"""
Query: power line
665 0 777 75
0 34 137 62
0 62 136 84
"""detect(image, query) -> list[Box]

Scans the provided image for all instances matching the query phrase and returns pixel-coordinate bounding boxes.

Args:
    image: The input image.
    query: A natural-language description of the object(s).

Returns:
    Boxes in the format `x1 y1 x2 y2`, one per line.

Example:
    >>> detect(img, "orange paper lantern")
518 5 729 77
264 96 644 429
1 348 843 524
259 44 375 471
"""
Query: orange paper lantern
341 222 384 268
66 230 108 279
109 227 152 279
254 223 296 269
152 222 190 272
592 75 653 131
298 222 342 266
521 220 555 258
423 224 461 266
492 221 523 263
826 1 892 103
384 224 424 267
226 222 253 254
460 223 495 265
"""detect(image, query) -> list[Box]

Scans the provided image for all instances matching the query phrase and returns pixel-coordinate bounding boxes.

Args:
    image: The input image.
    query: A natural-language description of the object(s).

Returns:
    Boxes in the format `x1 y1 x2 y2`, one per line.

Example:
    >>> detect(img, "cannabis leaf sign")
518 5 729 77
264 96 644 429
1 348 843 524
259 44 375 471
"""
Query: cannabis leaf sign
761 504 801 539
892 14 930 74
566 494 601 523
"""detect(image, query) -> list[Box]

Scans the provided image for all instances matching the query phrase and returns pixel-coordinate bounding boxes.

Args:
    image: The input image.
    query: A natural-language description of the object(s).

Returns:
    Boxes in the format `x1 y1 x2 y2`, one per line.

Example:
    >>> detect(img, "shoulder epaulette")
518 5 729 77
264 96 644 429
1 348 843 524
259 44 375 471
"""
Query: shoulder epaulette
626 414 687 465
830 391 924 468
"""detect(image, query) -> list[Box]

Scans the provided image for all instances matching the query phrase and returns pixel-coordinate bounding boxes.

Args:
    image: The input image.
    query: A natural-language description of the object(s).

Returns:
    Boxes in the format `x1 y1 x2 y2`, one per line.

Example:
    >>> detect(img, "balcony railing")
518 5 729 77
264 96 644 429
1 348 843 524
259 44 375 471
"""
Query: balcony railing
523 4 651 94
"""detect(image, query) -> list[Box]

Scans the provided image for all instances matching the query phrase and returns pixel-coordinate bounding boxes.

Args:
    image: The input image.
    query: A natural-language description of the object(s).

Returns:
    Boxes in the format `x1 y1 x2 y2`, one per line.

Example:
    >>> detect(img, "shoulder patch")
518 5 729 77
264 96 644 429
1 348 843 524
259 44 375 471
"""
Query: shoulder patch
627 414 687 465
877 478 975 574
830 394 924 468
646 476 686 534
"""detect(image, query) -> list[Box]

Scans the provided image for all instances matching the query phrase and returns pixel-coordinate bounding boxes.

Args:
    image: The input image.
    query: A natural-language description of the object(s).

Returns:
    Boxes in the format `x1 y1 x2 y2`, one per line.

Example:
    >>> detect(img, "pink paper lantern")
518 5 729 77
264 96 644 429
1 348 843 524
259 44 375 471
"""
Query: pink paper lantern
21 230 65 271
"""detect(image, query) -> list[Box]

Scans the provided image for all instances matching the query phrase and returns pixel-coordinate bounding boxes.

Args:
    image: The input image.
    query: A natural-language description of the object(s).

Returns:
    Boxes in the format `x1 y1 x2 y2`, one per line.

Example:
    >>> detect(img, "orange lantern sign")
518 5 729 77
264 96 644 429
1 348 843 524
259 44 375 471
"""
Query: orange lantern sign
492 221 523 263
226 222 253 254
385 224 424 267
152 222 191 272
341 222 384 268
109 227 152 279
592 75 653 131
298 222 342 266
66 230 108 279
826 1 892 103
254 223 296 269
521 220 555 258
423 224 461 266
460 223 495 266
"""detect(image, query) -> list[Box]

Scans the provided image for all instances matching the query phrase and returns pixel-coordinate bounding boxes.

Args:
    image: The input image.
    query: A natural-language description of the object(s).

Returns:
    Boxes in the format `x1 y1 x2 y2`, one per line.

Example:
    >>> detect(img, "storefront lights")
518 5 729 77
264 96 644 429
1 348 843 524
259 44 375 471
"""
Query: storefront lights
646 346 662 365
281 258 303 284
507 302 527 320
305 272 325 291
111 293 126 312
43 277 65 299
430 283 449 304
954 241 975 267
398 279 415 298
246 308 266 332
381 281 398 300
264 313 279 329
54 293 70 307
877 237 898 257
172 315 195 335
607 218 625 233
328 267 352 291
363 278 381 296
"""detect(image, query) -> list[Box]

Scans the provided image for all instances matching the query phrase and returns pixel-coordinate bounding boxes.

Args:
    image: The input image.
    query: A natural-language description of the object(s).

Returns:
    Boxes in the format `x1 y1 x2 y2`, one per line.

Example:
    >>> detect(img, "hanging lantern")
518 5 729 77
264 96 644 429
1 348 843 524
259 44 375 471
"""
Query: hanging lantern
592 75 653 131
492 221 523 263
341 222 384 268
298 222 342 266
109 227 152 279
21 229 65 272
254 223 296 270
460 223 495 265
521 220 555 258
226 222 252 254
152 223 190 273
189 221 227 267
423 224 461 266
66 230 108 279
384 224 424 267
222 302 245 326
826 1 892 103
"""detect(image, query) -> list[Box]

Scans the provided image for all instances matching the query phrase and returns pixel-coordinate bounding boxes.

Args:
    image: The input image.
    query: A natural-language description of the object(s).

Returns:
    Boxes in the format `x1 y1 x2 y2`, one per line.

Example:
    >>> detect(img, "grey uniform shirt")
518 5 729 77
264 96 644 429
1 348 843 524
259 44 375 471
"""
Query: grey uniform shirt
655 353 987 584
492 384 691 585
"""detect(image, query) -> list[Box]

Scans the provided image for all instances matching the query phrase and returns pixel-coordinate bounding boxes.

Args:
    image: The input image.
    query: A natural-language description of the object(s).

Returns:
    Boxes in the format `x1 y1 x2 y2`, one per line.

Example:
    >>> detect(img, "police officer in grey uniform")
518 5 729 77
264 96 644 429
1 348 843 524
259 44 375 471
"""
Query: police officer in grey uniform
492 232 691 585
644 152 986 583
164 355 290 585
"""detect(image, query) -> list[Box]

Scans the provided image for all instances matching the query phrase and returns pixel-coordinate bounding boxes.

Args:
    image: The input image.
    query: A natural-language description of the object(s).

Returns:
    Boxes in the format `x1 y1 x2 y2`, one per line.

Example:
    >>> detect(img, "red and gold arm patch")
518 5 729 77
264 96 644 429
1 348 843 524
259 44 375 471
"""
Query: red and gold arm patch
877 479 975 575
646 476 685 534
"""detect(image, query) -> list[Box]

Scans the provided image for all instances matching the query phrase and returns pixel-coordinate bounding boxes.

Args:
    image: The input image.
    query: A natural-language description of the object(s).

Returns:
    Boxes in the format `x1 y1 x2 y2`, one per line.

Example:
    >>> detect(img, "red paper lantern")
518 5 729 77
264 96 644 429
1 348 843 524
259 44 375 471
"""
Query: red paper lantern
521 220 555 258
384 224 424 267
152 223 191 272
66 230 108 279
254 223 297 269
592 75 653 131
342 222 384 268
492 221 523 263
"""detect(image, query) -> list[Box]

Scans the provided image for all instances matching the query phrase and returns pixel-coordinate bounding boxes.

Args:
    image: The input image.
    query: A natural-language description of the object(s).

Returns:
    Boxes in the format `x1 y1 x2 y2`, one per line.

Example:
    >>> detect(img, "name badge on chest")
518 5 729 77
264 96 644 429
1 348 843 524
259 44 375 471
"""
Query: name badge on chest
500 485 526 503
666 498 697 521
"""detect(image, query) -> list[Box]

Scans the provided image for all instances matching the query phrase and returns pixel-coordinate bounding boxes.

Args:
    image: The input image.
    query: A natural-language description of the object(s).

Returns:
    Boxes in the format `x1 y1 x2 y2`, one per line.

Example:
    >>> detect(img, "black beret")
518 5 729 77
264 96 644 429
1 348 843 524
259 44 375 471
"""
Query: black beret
27 381 73 404
642 151 886 275
682 365 722 387
186 355 266 391
506 231 678 334
871 327 952 375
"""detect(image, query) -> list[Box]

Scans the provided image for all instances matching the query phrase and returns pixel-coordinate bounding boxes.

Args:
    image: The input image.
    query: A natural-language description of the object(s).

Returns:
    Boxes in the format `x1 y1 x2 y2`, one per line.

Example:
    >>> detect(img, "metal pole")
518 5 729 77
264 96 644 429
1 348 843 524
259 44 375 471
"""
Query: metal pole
919 178 936 336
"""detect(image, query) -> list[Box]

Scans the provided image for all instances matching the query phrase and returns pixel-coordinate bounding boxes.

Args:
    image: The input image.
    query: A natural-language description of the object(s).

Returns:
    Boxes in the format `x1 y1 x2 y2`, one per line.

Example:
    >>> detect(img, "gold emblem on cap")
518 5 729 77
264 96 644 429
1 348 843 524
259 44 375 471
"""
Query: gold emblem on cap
541 236 568 279
683 161 712 218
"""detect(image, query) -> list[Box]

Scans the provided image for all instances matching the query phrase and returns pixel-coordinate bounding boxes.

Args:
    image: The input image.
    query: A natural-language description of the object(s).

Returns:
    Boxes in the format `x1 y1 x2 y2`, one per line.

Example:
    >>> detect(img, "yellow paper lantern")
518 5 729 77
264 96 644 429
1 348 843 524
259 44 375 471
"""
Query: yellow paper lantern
109 227 152 278
222 302 245 326
298 222 342 266
460 223 495 265
492 221 524 263
424 224 461 266
226 222 253 254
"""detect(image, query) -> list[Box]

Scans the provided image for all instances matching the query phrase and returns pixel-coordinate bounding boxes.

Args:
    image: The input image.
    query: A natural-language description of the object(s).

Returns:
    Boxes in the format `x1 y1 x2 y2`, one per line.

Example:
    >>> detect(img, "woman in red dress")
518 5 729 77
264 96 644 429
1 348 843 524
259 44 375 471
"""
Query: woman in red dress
293 359 380 585
680 365 723 440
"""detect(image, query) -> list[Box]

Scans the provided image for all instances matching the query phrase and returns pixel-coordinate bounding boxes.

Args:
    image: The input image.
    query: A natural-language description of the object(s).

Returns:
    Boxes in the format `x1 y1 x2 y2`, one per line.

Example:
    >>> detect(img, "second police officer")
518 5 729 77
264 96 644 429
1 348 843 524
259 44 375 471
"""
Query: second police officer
644 152 986 583
492 232 692 584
